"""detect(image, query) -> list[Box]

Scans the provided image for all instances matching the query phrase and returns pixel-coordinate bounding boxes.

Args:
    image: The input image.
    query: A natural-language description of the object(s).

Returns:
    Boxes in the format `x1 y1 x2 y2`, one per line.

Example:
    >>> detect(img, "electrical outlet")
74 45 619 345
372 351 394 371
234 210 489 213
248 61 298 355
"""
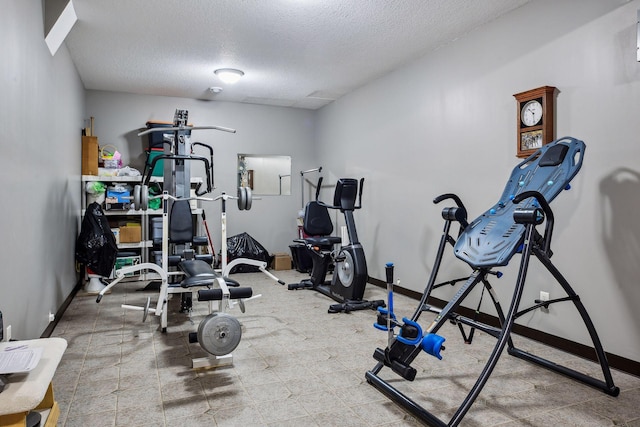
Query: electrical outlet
539 291 549 313
48 312 55 322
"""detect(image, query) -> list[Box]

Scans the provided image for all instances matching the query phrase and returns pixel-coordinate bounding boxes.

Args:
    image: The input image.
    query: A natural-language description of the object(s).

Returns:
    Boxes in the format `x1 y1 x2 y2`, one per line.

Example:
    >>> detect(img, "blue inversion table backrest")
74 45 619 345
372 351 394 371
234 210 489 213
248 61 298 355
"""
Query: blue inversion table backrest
454 136 585 269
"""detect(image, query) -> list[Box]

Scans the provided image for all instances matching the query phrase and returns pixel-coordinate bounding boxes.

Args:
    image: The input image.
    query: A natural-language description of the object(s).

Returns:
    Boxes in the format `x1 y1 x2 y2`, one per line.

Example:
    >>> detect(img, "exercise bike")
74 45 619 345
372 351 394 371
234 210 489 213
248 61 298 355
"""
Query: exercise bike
288 177 385 313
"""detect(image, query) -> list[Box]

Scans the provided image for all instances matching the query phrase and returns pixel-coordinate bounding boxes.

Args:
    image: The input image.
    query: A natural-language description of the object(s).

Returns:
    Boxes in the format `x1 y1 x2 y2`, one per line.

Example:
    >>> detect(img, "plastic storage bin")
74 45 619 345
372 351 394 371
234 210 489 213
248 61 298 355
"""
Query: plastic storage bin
289 244 313 273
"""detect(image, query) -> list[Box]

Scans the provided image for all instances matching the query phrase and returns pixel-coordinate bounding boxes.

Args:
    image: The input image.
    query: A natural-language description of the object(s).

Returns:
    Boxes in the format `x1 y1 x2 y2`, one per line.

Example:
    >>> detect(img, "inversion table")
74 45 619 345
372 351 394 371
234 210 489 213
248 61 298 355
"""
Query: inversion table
366 136 619 426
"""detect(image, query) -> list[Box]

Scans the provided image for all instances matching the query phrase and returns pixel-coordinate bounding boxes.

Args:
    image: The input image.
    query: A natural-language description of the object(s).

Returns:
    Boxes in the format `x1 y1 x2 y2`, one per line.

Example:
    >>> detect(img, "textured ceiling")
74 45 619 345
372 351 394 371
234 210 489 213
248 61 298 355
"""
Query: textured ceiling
65 0 530 110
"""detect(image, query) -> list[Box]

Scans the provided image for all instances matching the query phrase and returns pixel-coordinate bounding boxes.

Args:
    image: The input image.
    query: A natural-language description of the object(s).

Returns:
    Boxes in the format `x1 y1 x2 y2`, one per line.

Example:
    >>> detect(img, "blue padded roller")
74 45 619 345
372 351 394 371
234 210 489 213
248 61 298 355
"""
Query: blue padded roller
454 137 585 268
422 333 446 360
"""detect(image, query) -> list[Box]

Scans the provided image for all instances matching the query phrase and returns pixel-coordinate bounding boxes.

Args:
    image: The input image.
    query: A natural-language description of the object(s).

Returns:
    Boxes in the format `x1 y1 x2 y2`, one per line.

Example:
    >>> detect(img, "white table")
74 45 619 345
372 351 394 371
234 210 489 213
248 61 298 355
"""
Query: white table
0 338 67 427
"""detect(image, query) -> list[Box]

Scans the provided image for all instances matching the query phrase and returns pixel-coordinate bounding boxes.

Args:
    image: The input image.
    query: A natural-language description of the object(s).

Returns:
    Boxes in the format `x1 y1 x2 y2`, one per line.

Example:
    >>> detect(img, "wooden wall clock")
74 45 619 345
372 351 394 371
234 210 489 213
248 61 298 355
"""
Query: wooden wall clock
513 86 556 158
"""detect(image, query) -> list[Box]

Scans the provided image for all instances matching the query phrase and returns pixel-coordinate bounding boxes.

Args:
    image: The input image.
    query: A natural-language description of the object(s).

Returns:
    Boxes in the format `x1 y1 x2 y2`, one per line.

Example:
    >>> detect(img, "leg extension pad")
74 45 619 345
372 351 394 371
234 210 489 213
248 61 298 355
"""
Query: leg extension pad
198 287 253 301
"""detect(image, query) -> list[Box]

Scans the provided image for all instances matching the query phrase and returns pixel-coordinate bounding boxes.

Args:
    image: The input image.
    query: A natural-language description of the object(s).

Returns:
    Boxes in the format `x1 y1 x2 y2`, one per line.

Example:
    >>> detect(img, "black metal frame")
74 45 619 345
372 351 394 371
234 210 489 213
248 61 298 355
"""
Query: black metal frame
366 138 619 426
288 178 385 313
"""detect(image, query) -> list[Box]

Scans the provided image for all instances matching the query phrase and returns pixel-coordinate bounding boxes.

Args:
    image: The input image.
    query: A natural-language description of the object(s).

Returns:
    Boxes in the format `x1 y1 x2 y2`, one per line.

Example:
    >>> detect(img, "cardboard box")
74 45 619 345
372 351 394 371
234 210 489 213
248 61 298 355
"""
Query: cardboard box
119 224 141 243
82 136 99 175
272 252 292 271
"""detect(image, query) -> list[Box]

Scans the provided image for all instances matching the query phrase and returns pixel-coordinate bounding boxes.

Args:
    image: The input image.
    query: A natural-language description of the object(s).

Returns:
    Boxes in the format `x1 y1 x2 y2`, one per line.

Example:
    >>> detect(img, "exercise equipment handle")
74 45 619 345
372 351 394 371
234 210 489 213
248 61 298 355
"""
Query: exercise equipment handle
143 154 213 195
315 176 323 200
300 167 322 209
513 190 554 256
433 193 465 208
434 193 468 229
301 167 322 175
163 190 258 205
192 142 215 190
137 125 236 137
315 177 366 211
356 178 365 209
164 193 214 203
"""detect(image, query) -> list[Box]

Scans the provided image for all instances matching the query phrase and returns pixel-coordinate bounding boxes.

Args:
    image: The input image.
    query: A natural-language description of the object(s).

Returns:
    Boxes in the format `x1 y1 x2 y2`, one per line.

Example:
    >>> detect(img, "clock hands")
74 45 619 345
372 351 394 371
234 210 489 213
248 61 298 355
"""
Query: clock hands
522 101 542 126
525 107 534 121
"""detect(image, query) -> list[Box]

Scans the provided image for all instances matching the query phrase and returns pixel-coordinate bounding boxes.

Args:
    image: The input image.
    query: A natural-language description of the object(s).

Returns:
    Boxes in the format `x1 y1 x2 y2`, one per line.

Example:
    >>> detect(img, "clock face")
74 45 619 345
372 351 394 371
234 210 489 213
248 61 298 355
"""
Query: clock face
521 100 543 127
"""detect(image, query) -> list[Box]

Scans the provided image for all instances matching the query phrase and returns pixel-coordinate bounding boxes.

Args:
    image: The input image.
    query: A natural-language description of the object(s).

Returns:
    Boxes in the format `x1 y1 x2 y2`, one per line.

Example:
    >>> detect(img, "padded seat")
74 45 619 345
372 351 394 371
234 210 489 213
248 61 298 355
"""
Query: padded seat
297 200 342 250
192 236 209 246
295 236 342 249
152 252 212 267
152 199 214 268
178 259 239 288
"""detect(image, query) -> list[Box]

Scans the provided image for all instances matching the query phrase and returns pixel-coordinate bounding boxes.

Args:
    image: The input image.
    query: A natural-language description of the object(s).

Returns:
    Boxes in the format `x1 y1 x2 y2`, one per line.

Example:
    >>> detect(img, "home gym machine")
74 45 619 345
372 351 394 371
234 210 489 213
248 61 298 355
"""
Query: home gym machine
366 137 619 426
96 109 261 368
288 177 385 313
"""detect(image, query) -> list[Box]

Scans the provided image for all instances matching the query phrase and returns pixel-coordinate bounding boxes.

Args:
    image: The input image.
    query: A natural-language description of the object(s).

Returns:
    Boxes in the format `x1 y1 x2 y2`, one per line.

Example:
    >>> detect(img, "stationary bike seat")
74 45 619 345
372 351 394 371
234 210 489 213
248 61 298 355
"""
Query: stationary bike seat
302 236 342 248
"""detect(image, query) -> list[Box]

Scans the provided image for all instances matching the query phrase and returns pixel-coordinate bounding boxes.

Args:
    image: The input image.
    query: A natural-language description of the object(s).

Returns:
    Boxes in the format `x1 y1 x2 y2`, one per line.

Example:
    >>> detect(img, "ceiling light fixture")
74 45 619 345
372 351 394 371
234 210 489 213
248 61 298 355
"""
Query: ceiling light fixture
214 68 244 84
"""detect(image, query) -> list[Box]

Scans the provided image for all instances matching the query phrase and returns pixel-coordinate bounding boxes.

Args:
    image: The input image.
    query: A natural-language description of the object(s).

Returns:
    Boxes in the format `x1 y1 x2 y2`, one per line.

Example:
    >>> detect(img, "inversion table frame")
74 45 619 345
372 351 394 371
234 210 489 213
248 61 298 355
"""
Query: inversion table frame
366 137 619 427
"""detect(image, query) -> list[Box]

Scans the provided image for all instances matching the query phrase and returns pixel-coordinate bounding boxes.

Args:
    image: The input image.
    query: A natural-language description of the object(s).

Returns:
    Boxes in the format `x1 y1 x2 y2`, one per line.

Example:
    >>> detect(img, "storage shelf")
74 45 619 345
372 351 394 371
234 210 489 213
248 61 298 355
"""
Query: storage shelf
80 174 205 286
118 241 152 250
82 175 141 182
82 175 203 184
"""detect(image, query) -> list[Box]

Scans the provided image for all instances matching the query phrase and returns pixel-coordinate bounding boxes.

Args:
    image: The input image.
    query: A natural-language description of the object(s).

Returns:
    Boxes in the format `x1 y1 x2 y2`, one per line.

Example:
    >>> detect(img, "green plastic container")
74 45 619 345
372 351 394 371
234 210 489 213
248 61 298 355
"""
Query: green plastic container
147 149 164 177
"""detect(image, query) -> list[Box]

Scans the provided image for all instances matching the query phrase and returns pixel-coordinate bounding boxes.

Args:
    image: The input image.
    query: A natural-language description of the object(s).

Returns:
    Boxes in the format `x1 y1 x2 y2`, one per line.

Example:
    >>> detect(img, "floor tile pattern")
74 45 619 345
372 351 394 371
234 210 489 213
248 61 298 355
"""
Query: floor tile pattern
51 270 640 426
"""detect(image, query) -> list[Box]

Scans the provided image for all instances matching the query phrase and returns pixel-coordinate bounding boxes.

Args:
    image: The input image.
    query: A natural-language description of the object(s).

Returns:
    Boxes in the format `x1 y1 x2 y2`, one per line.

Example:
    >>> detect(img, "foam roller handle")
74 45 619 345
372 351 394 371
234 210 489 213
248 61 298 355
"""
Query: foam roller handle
513 208 544 225
422 333 446 360
198 287 253 301
385 262 394 284
396 318 423 346
374 307 396 331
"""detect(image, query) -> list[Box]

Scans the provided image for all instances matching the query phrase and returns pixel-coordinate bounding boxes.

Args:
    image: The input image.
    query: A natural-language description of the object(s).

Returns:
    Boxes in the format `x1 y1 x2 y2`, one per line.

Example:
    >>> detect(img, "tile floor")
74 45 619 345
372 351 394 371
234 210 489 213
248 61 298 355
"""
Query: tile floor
50 269 640 426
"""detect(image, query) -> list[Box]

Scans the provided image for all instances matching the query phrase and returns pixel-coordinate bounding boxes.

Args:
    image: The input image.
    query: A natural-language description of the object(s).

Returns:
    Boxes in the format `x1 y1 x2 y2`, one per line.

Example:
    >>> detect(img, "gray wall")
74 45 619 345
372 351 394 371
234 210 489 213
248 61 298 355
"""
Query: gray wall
315 0 640 362
0 1 84 339
2 0 637 367
85 91 315 254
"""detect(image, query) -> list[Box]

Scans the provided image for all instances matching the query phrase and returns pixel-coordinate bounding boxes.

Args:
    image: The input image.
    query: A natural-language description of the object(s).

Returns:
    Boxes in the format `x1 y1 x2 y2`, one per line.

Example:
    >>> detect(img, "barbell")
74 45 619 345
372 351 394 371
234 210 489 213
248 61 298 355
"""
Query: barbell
131 185 255 211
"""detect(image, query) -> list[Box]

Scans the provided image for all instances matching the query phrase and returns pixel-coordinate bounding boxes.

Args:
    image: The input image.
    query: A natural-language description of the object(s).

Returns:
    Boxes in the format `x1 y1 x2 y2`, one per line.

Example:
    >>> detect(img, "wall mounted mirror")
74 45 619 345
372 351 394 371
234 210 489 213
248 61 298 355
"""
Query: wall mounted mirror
237 154 291 195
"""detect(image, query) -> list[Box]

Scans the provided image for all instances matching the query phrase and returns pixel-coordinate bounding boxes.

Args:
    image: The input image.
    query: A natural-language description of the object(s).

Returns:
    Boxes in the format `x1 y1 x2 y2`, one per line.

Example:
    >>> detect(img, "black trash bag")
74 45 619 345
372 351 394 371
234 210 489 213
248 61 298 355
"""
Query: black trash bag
76 202 118 277
226 232 273 273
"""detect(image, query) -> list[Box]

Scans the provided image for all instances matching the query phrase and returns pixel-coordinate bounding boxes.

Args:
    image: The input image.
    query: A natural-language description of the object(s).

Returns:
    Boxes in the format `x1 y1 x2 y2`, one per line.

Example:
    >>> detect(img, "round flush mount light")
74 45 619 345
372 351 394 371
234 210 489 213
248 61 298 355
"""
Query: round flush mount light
214 68 244 84
209 86 223 93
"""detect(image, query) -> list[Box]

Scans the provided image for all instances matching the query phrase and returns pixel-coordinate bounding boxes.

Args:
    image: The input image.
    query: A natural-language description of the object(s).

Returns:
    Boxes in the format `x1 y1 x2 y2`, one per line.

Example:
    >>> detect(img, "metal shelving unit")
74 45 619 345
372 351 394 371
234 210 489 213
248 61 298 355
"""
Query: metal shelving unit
80 175 204 283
